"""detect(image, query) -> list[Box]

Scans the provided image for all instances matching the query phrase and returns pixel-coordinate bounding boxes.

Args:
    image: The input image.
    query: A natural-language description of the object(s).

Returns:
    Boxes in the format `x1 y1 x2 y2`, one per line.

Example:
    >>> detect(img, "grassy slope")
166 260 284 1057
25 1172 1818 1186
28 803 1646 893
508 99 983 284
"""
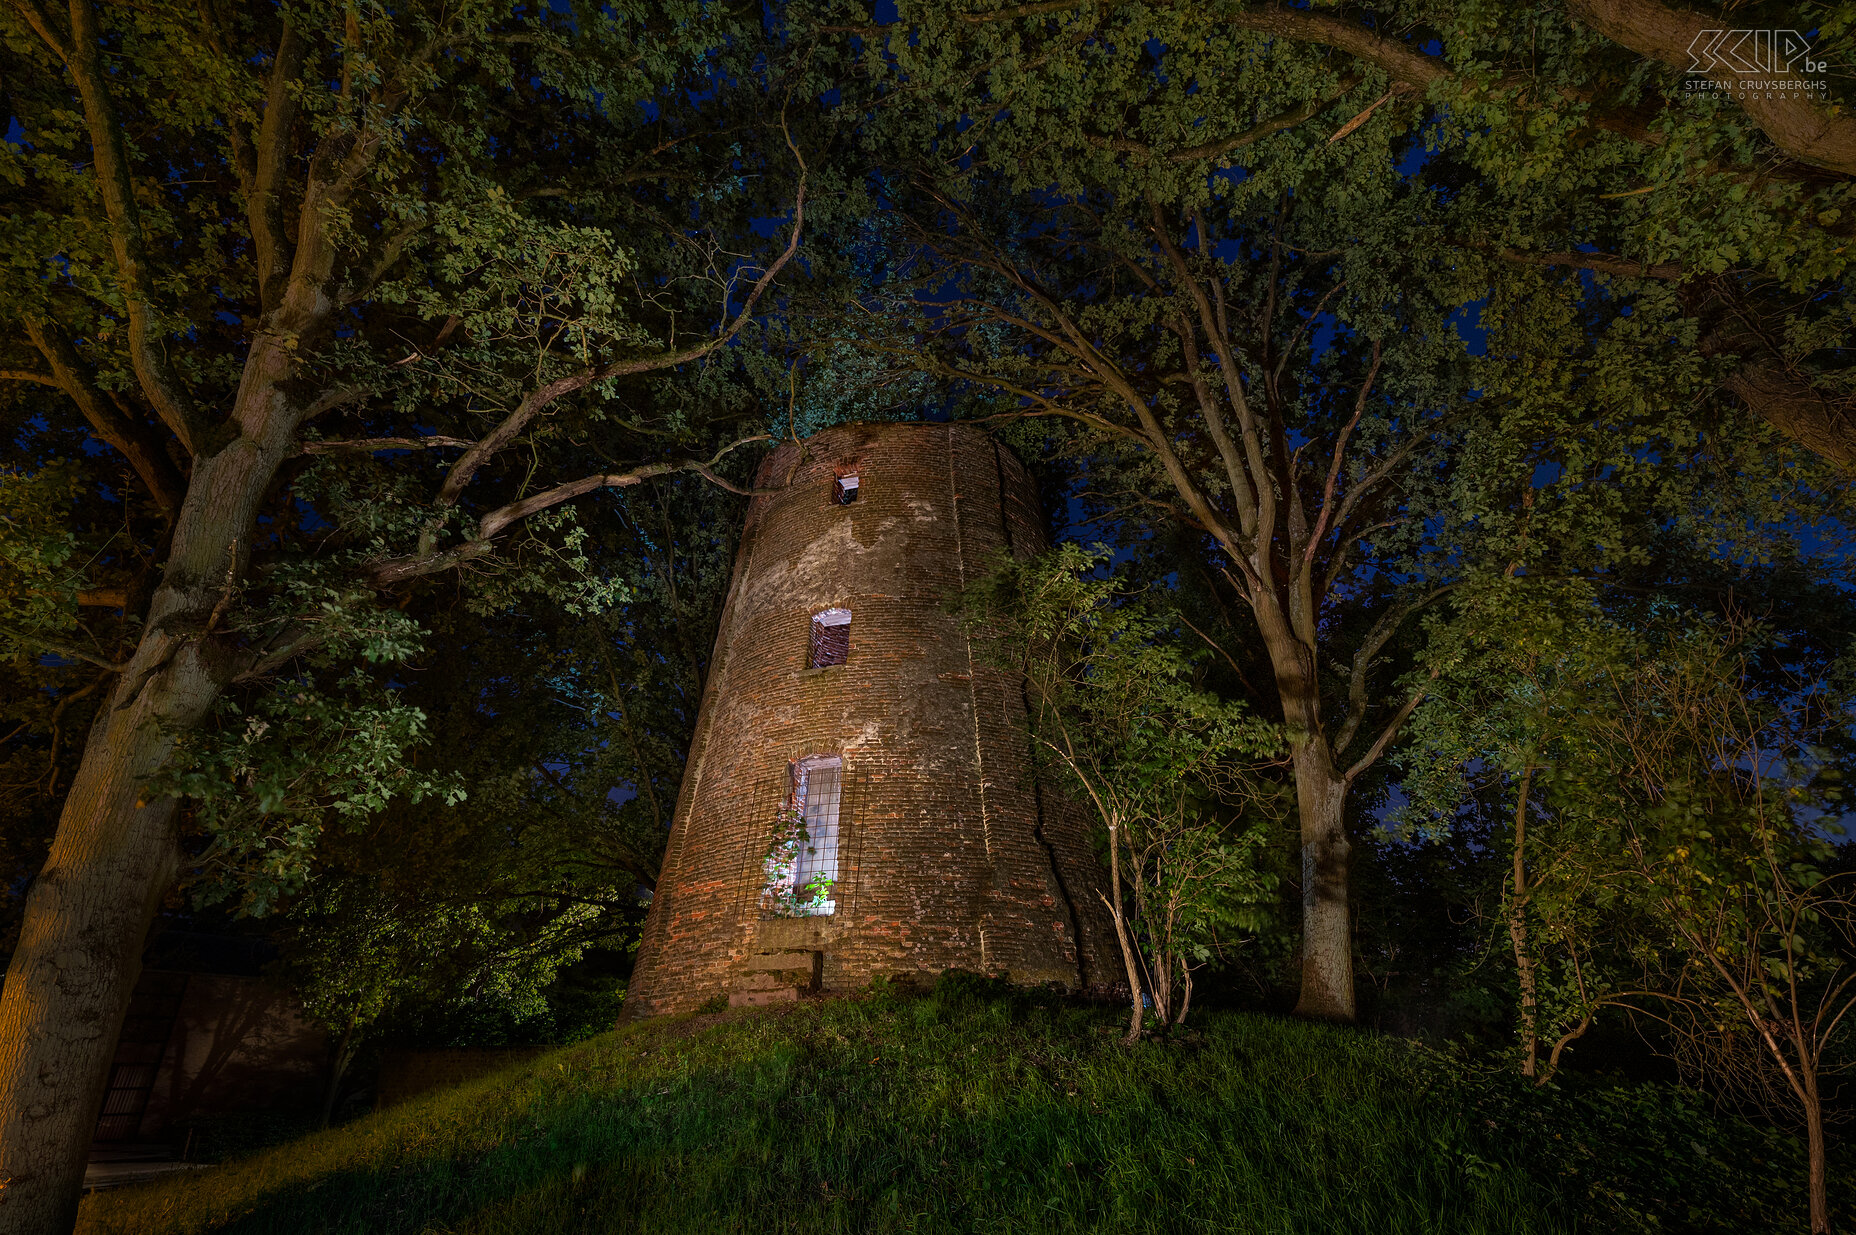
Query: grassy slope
81 978 1828 1235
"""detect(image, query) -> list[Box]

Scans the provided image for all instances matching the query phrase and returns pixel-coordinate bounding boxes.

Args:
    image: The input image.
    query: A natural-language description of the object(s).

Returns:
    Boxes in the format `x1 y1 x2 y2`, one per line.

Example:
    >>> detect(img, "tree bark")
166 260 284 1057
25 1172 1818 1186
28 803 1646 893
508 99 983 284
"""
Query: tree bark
1720 362 1854 471
1490 254 1856 470
1804 1065 1829 1234
1291 740 1353 1021
0 351 302 1234
0 700 185 1234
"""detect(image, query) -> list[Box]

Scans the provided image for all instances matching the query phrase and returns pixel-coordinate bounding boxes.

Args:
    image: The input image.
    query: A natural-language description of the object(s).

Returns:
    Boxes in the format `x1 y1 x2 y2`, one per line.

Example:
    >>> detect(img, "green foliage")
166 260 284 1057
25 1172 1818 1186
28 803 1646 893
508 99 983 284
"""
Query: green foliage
0 461 87 642
152 670 463 915
78 991 1841 1234
0 459 120 949
280 875 606 1064
259 470 745 1049
964 545 1285 1019
1401 565 1856 1173
0 0 829 949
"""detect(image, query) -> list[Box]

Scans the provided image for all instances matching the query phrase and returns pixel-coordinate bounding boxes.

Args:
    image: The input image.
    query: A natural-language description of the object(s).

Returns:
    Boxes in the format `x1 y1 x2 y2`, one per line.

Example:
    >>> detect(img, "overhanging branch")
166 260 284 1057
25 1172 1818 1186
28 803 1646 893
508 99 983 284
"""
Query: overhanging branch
366 435 775 589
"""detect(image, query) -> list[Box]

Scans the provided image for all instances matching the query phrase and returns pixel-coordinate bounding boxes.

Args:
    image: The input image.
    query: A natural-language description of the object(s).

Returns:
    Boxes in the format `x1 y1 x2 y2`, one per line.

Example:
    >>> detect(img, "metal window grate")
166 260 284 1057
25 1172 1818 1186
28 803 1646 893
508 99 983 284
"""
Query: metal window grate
809 608 850 668
791 757 842 913
759 756 845 917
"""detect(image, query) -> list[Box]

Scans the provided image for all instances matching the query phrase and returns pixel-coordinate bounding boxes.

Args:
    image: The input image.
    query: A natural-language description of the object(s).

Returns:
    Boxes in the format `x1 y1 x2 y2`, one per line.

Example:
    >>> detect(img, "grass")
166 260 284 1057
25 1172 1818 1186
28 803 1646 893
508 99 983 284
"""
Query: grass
80 974 1831 1234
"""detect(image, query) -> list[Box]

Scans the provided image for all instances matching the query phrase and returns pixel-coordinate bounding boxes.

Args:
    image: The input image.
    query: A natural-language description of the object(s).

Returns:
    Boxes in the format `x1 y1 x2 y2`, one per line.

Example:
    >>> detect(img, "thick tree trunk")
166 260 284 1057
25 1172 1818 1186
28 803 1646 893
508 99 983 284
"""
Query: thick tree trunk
1721 363 1854 471
0 705 188 1234
1291 741 1353 1021
0 388 299 1234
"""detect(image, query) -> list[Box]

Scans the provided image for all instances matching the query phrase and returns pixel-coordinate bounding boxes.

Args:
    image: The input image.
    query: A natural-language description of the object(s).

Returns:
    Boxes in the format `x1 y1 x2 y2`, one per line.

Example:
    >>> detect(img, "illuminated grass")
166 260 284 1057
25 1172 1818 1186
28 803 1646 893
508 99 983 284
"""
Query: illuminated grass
79 978 1822 1234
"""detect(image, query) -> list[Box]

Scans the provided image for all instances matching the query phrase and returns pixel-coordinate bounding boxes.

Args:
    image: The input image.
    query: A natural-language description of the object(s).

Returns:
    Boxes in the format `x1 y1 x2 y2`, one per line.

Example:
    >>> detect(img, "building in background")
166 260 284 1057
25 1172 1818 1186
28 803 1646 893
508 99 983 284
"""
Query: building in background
95 933 325 1144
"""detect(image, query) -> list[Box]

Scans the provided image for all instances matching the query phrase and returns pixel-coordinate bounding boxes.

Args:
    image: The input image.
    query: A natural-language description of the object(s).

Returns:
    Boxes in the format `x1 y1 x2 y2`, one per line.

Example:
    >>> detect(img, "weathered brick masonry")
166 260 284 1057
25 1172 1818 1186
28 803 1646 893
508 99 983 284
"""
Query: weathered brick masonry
623 422 1121 1016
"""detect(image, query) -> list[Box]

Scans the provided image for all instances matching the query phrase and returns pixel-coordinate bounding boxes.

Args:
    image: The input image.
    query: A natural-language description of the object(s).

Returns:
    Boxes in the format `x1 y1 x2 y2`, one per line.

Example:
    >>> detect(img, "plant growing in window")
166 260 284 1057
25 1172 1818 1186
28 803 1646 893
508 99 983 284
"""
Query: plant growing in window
762 756 842 915
761 802 837 916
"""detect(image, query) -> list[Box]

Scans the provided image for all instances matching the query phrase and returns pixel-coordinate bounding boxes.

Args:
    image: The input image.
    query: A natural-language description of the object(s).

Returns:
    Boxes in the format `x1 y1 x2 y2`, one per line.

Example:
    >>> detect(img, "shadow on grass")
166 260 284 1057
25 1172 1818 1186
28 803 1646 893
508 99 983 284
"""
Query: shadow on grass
79 983 1826 1235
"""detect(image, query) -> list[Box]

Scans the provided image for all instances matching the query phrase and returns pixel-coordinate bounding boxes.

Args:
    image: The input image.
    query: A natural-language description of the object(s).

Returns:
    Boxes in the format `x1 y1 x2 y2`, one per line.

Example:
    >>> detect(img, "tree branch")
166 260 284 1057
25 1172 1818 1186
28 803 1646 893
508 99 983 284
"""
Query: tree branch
432 141 807 511
1335 584 1453 756
24 318 186 515
1302 340 1380 571
50 0 209 452
1343 678 1430 784
302 436 473 455
1565 0 1856 177
1088 76 1364 163
0 369 62 387
0 625 130 673
1224 6 1450 95
249 17 305 311
367 435 773 588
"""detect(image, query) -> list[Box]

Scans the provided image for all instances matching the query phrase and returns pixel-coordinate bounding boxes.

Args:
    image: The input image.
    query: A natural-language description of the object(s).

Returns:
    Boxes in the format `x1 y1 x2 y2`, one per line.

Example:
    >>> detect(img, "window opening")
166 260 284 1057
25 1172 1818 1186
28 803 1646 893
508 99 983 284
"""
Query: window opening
763 756 841 916
809 608 851 668
834 473 860 505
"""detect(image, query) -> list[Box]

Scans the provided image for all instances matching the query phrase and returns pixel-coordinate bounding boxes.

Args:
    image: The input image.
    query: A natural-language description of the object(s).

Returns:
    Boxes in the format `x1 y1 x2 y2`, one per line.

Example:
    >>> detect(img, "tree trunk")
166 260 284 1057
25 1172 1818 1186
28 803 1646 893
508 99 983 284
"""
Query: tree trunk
0 393 299 1234
319 1024 359 1130
0 636 244 1235
1804 1067 1830 1234
1175 963 1193 1026
1507 768 1539 1079
1102 822 1145 1045
1290 740 1353 1021
0 705 187 1235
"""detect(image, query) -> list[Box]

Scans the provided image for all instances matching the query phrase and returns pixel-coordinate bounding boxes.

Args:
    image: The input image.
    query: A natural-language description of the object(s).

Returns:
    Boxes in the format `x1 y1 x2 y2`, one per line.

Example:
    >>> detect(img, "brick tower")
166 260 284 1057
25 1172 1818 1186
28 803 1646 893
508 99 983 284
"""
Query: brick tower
623 421 1120 1016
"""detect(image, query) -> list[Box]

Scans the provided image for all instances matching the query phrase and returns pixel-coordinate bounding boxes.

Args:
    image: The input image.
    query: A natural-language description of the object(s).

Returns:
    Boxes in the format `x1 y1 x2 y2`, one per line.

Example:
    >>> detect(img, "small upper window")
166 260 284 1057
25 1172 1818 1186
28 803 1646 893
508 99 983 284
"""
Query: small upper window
834 473 860 505
809 608 851 668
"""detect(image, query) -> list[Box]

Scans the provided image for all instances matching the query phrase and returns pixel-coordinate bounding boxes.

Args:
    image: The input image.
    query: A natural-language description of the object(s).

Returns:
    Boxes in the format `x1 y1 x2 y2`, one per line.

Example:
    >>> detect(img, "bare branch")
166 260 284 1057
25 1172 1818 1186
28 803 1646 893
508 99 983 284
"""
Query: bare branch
1089 77 1364 163
1335 583 1454 756
1302 340 1381 569
24 319 185 515
1327 88 1397 144
0 370 62 388
1343 676 1431 784
249 18 305 311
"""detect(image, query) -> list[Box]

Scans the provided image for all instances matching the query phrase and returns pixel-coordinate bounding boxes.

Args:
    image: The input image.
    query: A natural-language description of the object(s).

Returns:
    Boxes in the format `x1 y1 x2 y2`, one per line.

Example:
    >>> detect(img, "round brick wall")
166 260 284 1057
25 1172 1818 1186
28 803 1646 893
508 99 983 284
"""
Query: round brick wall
623 421 1121 1016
